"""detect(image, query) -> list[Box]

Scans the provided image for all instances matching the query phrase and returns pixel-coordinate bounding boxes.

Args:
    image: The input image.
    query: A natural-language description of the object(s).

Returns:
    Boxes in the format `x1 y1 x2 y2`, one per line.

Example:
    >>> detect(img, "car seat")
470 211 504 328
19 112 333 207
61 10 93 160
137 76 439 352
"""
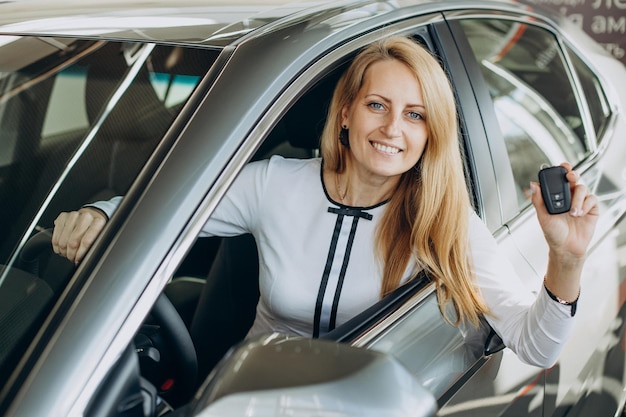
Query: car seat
38 44 176 226
3 42 177 267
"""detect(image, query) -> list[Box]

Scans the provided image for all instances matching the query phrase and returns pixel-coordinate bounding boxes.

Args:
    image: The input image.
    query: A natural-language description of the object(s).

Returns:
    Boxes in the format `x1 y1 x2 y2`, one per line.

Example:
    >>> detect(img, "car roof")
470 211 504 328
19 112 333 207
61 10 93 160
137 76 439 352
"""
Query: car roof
0 0 285 45
0 0 539 47
0 0 380 46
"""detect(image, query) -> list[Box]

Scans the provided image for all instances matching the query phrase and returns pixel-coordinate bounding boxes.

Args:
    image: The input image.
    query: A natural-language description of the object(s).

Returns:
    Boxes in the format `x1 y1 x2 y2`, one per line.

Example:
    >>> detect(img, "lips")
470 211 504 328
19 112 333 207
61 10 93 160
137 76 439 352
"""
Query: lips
371 141 401 155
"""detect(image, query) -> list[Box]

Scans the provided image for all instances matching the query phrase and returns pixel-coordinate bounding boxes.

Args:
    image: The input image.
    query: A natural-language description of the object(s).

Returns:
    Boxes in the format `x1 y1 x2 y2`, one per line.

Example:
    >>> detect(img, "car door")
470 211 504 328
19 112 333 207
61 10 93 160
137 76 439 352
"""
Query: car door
446 8 626 417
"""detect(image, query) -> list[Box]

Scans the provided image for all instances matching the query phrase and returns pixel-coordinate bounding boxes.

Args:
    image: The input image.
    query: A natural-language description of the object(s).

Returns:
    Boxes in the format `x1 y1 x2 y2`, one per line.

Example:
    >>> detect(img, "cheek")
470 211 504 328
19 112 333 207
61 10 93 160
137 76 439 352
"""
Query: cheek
409 129 428 154
351 123 376 145
409 144 427 165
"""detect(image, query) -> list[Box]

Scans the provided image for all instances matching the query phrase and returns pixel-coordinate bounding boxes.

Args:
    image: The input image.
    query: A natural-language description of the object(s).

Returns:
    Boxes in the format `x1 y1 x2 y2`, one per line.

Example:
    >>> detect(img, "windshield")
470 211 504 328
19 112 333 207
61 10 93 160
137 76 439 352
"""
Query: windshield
0 35 219 379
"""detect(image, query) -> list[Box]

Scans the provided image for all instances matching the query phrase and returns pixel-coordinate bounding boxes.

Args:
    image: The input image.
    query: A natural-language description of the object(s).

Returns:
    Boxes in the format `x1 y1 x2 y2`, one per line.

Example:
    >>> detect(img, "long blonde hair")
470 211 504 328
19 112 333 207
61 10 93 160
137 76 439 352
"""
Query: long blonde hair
320 36 488 326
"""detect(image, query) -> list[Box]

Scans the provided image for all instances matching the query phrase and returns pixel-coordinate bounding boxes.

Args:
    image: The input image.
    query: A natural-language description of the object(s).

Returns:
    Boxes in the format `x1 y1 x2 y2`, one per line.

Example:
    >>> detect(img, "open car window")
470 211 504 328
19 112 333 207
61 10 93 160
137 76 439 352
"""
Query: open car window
168 28 492 402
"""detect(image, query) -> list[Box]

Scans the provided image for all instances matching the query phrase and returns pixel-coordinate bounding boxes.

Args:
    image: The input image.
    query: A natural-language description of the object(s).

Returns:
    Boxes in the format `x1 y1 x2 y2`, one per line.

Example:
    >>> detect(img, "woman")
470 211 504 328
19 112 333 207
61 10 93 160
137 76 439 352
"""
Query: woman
52 36 598 368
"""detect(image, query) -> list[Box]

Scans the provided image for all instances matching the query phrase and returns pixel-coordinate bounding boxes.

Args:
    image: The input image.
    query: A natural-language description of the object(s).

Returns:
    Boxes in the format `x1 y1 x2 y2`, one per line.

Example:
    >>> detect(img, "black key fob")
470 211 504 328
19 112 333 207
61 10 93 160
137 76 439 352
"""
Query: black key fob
538 166 571 214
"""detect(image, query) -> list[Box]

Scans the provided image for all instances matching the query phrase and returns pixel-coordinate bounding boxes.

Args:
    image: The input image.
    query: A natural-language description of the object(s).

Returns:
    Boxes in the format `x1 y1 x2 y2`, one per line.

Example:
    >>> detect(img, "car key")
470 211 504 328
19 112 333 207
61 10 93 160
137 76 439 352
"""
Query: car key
538 166 571 214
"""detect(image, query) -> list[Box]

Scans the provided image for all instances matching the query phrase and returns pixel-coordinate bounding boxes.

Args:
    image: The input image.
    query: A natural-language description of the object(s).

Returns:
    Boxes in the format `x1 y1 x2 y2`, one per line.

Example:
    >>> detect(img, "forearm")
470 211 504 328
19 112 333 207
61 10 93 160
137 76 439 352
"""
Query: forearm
544 249 585 303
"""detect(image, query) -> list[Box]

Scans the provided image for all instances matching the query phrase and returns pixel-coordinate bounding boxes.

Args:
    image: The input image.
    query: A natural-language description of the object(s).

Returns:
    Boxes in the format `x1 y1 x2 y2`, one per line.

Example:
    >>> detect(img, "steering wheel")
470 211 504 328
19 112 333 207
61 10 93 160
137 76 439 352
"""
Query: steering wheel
18 229 198 407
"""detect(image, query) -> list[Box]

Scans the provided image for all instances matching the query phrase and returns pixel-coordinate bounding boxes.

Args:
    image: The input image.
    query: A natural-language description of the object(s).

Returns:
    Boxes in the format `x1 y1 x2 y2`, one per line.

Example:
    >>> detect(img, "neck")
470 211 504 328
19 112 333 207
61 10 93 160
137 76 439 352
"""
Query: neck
326 164 400 207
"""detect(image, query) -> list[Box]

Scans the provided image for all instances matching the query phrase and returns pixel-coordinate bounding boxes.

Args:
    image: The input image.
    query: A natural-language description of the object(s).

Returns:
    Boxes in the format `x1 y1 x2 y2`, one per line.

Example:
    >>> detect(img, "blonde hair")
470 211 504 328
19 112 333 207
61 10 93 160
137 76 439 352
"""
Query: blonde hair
320 36 488 326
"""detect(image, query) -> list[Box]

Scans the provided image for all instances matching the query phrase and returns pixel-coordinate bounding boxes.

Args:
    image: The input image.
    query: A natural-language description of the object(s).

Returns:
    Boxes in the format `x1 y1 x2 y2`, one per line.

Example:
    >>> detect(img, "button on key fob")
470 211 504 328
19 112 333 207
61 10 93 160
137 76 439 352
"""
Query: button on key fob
538 166 571 214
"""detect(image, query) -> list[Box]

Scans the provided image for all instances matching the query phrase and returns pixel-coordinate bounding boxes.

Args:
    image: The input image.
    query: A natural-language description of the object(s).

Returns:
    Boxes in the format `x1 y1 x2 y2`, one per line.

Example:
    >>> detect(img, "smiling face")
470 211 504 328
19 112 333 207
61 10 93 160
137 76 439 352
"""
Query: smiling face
341 58 428 183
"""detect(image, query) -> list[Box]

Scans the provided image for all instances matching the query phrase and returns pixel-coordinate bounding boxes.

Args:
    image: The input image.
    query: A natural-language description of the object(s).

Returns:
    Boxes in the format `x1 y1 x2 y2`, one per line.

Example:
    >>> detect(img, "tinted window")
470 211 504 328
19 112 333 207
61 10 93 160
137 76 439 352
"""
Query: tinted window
0 39 218 262
459 19 591 210
0 37 218 380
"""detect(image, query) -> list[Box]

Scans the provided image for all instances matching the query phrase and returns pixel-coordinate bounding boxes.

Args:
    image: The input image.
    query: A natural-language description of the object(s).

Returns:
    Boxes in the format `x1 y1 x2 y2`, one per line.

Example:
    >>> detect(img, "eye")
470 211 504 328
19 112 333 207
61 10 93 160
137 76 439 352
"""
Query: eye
368 102 384 111
407 111 424 120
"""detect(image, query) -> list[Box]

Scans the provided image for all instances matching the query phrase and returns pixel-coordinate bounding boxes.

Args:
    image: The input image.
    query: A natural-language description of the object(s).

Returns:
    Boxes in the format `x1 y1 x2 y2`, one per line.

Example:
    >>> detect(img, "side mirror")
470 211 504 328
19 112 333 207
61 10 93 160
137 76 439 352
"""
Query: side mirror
193 334 437 417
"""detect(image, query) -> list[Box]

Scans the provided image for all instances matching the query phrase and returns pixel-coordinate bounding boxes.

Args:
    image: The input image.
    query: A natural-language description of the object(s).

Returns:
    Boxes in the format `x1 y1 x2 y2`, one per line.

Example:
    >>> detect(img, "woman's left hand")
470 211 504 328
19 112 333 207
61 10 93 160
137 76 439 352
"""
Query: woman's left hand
530 162 599 261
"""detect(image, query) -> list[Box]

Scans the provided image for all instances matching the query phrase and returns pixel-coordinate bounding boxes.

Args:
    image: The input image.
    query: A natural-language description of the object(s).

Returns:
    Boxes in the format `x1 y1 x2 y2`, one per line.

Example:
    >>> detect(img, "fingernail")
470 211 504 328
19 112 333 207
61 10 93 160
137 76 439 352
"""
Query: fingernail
570 208 581 216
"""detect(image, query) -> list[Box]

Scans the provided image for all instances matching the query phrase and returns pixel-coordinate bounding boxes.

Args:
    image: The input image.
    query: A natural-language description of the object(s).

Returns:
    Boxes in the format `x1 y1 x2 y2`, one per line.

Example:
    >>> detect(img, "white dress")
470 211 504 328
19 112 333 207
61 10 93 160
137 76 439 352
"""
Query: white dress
93 156 575 367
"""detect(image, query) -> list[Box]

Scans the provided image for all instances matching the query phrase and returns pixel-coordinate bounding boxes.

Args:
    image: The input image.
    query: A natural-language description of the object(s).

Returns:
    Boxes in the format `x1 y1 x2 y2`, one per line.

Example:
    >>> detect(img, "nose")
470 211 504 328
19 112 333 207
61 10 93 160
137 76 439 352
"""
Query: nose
381 111 401 138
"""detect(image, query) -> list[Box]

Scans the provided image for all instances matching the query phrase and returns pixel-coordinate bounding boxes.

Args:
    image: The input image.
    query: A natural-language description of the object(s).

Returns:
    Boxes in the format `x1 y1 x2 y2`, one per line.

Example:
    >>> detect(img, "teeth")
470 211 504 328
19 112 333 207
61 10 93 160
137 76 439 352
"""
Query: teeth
372 142 400 154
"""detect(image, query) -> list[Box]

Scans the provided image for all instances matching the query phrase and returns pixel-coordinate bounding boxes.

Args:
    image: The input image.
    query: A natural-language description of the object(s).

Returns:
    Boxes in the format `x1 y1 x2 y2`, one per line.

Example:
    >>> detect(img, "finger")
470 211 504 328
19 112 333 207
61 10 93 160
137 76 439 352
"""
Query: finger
581 192 599 216
565 170 579 188
74 216 106 263
559 161 573 173
530 181 548 217
65 211 99 263
559 162 580 188
569 183 588 217
55 211 81 258
61 210 93 262
52 212 69 254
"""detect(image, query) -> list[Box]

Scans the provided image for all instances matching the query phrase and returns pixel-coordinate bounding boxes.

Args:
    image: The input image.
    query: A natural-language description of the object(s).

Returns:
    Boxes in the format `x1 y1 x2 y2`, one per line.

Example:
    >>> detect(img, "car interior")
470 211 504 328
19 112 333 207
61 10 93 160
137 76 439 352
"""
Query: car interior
0 41 218 261
0 39 217 387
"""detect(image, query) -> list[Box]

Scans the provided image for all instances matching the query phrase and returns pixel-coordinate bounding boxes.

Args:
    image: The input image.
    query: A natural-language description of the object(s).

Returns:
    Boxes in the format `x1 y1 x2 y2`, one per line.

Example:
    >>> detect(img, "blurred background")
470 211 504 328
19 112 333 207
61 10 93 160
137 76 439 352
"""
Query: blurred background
525 0 625 67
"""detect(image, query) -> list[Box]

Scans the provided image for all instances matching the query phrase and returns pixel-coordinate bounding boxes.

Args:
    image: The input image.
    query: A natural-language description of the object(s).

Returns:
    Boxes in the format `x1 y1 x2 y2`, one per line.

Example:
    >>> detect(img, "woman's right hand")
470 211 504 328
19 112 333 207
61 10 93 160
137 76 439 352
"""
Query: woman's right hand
52 207 107 264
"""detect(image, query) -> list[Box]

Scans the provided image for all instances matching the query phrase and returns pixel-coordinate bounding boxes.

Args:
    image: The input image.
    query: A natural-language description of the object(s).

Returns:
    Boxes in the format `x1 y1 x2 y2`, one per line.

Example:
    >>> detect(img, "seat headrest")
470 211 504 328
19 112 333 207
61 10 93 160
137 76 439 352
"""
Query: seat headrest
84 44 173 142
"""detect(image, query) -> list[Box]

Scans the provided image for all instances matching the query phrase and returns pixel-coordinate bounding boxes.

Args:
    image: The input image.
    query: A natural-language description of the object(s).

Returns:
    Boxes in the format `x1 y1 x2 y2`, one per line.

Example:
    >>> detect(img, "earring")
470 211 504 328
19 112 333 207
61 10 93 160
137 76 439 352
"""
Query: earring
339 125 350 147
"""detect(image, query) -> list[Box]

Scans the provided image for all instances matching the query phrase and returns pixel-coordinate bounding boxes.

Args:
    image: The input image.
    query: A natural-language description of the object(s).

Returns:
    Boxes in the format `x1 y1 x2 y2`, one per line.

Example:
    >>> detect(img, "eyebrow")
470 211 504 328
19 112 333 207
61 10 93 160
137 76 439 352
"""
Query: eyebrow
365 93 425 110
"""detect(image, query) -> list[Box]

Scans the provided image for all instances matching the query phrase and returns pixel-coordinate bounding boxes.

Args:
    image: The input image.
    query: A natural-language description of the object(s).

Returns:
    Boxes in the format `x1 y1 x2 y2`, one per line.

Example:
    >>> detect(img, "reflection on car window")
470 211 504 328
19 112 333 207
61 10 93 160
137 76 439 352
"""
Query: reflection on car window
565 45 611 141
0 36 219 381
41 65 90 141
0 39 218 262
459 19 592 211
150 72 201 109
364 293 487 398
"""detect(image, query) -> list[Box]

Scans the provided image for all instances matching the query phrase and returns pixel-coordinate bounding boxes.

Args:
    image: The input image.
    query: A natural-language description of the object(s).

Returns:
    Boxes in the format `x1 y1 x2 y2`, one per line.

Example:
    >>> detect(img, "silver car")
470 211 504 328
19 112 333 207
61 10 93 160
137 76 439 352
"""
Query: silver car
1 0 625 416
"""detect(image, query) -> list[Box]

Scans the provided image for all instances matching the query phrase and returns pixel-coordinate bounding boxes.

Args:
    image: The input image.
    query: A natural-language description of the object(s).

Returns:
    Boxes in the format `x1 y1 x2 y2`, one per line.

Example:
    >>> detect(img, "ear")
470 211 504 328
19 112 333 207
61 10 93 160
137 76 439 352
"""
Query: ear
340 105 350 128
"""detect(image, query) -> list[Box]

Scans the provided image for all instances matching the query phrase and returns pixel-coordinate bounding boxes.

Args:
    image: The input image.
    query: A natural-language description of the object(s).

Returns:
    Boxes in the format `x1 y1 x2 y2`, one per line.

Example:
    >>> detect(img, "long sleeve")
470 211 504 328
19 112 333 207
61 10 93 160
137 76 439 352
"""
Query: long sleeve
87 158 273 237
468 210 575 367
199 158 271 237
87 196 122 219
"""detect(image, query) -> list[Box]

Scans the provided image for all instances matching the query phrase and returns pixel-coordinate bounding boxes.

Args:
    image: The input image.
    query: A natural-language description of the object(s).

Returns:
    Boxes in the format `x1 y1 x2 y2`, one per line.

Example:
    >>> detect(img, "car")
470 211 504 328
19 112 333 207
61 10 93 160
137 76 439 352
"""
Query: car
0 0 625 416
